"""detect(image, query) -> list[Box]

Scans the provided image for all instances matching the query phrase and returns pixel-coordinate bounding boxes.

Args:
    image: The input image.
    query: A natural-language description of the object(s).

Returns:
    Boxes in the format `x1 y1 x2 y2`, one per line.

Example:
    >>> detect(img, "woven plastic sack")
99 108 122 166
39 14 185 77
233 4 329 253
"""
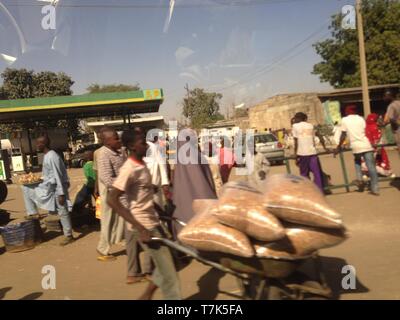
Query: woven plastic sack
213 181 285 241
254 224 347 260
178 199 254 258
262 174 343 228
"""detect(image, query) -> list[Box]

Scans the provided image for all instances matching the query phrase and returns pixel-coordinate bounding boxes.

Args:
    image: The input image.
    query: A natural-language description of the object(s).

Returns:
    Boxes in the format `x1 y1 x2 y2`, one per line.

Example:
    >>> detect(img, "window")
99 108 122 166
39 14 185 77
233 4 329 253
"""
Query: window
255 134 277 144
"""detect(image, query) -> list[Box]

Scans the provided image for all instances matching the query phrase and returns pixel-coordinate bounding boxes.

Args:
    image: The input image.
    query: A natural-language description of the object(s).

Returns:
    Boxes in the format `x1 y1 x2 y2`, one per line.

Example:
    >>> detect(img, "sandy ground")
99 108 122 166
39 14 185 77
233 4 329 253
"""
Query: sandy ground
0 149 399 300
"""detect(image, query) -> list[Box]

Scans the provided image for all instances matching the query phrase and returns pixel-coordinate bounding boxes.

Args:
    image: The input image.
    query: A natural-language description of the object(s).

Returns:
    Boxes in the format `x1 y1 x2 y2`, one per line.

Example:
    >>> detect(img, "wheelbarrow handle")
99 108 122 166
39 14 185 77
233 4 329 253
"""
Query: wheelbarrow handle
158 216 187 227
149 237 247 279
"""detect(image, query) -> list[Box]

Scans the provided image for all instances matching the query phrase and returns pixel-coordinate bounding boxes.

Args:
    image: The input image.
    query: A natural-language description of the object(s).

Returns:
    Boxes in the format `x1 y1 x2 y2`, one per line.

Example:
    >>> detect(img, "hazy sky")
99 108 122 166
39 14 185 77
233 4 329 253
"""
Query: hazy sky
0 0 351 120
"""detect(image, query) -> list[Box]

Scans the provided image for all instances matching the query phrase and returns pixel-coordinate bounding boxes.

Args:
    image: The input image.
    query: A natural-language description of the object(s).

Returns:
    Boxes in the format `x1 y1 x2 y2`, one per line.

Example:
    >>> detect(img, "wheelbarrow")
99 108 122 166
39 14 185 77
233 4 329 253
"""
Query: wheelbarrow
152 216 333 300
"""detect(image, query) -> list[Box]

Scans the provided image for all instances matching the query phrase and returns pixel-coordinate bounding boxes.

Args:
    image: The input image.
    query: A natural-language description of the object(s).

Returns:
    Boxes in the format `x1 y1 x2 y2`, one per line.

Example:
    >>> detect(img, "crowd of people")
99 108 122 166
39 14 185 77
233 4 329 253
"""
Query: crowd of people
19 90 399 300
290 90 399 196
20 123 267 300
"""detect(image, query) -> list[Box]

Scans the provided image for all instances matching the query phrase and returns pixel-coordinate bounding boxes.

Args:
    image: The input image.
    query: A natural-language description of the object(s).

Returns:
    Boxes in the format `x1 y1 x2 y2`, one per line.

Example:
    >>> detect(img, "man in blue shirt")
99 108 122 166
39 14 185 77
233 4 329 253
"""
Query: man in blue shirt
22 135 74 246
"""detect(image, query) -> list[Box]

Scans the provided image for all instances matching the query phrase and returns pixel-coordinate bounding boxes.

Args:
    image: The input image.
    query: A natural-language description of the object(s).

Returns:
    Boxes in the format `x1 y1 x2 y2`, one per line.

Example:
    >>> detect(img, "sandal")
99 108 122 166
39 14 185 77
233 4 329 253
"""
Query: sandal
96 250 116 262
126 275 146 284
97 255 117 262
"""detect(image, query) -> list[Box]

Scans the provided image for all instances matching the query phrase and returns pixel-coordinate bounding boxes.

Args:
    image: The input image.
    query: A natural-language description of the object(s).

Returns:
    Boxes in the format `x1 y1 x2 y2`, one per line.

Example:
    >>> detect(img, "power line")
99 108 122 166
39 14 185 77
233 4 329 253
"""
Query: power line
3 0 320 9
208 21 331 92
167 21 331 100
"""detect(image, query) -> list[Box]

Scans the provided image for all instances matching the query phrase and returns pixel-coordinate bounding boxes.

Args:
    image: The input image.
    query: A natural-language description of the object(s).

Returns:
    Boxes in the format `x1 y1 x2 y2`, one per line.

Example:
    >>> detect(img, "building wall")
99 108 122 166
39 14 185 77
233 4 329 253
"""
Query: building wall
248 93 324 131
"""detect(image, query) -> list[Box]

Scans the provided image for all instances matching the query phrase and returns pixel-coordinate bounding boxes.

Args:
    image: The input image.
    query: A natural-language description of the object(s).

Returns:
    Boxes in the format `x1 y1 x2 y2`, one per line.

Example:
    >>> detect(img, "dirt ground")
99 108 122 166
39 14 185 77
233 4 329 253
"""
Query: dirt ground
0 150 399 300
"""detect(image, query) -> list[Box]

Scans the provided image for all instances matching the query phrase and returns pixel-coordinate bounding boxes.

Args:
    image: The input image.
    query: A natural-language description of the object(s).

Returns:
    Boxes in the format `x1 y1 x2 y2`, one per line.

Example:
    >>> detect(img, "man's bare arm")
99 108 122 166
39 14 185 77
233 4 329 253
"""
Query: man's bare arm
335 132 347 153
315 131 328 151
384 112 390 125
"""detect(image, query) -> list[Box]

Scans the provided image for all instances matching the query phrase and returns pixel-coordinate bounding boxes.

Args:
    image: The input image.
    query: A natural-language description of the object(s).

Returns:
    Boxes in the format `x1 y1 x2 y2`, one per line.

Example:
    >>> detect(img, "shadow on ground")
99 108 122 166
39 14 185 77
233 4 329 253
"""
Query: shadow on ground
186 268 226 300
0 287 12 300
41 221 99 243
390 178 400 190
300 256 369 299
185 255 369 300
19 292 43 300
112 249 127 258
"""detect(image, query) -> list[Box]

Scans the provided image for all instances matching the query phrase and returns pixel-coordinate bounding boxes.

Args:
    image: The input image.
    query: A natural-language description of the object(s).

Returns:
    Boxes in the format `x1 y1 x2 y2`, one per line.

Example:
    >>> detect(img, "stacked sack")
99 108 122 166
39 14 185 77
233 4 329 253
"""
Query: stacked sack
178 174 348 260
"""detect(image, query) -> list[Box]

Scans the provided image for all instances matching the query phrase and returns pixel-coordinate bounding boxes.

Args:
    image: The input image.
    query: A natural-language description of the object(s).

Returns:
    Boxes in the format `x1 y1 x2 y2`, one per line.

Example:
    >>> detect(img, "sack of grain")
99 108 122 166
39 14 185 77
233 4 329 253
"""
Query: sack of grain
213 181 285 241
192 199 219 216
254 224 347 260
178 199 255 258
262 174 343 229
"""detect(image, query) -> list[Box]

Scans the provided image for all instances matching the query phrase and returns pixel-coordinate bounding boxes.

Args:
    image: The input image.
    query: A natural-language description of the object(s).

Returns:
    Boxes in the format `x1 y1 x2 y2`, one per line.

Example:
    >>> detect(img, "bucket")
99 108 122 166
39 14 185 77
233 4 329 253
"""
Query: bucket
0 220 36 253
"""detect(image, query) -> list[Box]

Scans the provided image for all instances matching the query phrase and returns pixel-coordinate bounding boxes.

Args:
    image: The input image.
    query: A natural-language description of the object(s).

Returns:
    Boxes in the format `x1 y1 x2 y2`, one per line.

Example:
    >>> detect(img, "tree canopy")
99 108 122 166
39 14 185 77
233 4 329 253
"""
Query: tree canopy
312 0 400 88
86 83 140 94
33 71 74 97
0 68 74 99
0 68 80 140
182 87 224 129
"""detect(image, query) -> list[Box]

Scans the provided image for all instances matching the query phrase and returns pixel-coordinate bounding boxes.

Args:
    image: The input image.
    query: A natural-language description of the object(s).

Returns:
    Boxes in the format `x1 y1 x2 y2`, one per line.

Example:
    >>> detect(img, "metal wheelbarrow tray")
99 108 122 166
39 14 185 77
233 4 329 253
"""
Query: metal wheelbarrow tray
151 234 333 300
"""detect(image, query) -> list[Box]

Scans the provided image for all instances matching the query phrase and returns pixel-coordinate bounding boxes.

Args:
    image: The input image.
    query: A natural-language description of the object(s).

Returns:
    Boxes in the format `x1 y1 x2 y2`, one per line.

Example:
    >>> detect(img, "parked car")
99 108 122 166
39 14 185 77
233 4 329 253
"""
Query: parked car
254 132 285 165
71 144 101 168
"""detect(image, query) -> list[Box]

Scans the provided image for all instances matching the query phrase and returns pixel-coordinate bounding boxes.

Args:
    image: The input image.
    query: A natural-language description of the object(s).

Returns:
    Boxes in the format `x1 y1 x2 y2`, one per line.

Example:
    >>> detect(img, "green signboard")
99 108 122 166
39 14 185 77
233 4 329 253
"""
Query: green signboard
323 100 342 125
0 160 6 180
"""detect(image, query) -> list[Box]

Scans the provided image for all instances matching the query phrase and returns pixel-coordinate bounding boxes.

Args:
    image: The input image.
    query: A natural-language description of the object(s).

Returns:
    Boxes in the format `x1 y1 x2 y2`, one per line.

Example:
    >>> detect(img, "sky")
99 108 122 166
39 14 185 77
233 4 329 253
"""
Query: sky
0 0 352 120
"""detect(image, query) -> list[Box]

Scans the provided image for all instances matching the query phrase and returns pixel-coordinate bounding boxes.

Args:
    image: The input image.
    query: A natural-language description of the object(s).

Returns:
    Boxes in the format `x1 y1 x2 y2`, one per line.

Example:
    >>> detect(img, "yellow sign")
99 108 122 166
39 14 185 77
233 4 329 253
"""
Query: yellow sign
144 89 162 100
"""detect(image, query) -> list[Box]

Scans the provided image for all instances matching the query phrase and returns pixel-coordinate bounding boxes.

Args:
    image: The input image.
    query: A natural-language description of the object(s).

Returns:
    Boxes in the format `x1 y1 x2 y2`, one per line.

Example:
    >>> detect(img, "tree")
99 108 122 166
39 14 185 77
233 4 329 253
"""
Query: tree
234 108 248 118
33 71 74 97
1 68 35 99
0 68 79 140
0 86 6 100
86 83 140 94
182 88 224 129
1 68 75 99
312 0 400 88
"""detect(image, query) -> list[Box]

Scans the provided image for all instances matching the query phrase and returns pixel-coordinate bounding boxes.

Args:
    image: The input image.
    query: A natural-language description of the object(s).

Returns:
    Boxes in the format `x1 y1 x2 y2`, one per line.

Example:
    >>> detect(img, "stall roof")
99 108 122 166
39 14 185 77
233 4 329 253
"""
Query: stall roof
204 120 237 129
317 84 399 99
0 89 164 123
86 116 165 128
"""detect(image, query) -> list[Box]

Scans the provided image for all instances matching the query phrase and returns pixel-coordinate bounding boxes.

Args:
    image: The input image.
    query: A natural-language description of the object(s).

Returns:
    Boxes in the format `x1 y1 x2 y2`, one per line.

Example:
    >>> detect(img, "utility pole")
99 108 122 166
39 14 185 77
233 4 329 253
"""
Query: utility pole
184 83 190 99
356 0 371 116
184 83 190 126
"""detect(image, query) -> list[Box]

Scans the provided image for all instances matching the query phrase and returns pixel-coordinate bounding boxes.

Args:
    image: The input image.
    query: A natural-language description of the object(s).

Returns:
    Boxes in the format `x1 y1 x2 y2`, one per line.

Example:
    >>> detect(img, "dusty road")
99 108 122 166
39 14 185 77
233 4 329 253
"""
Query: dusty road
0 150 399 300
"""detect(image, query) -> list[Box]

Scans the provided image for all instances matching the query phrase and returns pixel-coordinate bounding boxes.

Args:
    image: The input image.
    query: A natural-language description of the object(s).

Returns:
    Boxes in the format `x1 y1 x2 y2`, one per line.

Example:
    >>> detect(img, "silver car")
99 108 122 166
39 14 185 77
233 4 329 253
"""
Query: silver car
254 133 285 164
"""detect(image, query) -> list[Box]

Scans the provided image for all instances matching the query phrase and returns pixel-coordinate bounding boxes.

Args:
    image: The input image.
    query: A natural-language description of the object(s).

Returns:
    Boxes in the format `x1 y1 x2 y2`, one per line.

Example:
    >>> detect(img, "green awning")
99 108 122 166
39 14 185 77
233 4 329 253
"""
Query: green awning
0 89 164 123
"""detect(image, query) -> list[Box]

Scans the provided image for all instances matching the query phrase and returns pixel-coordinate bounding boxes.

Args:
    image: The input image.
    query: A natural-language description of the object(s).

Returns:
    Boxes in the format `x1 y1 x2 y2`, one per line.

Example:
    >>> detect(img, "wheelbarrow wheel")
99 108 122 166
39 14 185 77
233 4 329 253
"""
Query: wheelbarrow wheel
301 280 332 300
240 278 283 300
266 285 283 300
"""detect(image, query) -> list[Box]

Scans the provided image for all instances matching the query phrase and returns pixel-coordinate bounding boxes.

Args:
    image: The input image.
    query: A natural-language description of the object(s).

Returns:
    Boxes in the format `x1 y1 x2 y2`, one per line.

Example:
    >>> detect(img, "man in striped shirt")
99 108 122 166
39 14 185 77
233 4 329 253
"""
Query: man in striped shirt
96 127 127 261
